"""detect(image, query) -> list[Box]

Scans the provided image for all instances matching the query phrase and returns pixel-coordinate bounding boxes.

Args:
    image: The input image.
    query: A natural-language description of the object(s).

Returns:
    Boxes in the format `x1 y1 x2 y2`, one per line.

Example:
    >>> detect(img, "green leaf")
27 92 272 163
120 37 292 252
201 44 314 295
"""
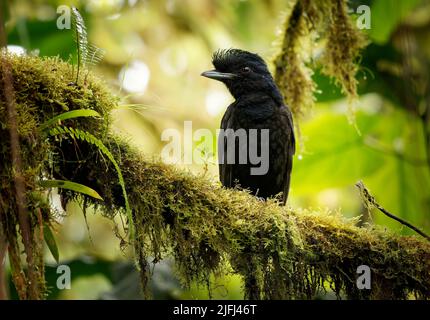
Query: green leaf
291 110 382 194
40 179 103 200
362 110 430 234
44 224 59 263
370 0 423 44
292 101 430 234
40 109 100 130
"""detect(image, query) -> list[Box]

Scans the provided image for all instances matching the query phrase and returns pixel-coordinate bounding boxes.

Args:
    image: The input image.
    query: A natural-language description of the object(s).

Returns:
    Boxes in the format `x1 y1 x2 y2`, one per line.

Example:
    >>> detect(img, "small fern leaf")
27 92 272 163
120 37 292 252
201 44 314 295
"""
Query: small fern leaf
83 44 106 83
71 7 88 83
85 44 105 67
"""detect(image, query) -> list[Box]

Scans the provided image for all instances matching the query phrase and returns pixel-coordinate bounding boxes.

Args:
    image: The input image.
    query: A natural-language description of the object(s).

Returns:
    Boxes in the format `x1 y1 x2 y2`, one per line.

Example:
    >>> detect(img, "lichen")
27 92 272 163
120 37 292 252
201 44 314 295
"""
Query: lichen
1 53 429 300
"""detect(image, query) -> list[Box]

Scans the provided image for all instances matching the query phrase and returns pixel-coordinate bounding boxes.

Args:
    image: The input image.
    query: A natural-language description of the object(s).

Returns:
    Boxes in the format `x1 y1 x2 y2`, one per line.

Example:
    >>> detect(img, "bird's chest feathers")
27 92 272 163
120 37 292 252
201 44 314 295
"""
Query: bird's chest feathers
229 100 275 128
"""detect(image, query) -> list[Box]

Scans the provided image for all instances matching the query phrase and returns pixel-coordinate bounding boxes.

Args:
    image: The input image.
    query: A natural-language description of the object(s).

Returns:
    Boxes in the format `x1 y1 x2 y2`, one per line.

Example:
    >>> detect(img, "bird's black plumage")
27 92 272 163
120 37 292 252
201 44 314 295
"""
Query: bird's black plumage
202 49 295 204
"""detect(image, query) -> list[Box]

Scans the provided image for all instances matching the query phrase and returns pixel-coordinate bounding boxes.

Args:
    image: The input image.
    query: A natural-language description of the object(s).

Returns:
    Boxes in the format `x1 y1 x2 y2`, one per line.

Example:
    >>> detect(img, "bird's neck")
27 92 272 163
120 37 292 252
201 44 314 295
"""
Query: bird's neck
266 84 284 105
231 87 284 106
227 79 284 106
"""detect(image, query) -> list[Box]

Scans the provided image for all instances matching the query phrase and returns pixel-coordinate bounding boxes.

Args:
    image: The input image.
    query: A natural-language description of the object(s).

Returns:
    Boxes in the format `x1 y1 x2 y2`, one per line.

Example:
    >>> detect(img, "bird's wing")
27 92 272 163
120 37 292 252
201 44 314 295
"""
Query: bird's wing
281 106 295 204
219 104 234 187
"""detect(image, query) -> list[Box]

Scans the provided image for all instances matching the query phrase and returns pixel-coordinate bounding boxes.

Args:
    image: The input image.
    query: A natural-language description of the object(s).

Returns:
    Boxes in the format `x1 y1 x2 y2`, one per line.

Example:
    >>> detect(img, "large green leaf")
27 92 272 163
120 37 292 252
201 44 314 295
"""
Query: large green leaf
362 111 430 234
291 110 383 194
363 155 430 235
292 102 430 234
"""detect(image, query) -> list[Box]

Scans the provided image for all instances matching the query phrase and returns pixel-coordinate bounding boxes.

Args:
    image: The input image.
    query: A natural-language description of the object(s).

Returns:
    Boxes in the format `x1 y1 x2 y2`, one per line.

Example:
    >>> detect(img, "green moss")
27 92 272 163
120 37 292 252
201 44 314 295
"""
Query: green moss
115 148 430 299
0 52 116 299
273 0 368 120
274 0 316 117
1 53 429 300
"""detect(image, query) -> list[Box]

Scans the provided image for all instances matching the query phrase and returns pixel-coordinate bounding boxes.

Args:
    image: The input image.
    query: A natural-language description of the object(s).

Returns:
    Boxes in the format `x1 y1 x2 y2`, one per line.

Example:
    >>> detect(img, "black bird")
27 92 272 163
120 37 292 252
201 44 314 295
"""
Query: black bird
201 49 295 204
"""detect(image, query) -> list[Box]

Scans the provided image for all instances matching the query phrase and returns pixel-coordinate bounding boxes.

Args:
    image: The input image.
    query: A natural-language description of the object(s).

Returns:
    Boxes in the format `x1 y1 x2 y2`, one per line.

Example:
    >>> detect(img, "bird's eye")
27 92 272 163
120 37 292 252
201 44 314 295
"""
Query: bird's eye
242 66 251 73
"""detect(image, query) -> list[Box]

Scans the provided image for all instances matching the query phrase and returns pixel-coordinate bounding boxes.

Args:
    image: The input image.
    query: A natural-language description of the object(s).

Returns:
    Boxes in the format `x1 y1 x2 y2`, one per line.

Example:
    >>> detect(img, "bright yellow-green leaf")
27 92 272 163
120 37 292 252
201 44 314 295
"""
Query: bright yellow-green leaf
39 179 103 200
40 109 100 130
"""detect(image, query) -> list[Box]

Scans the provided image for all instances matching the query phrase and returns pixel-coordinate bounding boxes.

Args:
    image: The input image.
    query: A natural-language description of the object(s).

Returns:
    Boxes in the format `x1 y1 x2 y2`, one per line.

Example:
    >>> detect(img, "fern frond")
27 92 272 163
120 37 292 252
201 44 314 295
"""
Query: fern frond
85 44 105 67
71 7 88 83
71 8 105 84
84 44 106 83
48 126 134 242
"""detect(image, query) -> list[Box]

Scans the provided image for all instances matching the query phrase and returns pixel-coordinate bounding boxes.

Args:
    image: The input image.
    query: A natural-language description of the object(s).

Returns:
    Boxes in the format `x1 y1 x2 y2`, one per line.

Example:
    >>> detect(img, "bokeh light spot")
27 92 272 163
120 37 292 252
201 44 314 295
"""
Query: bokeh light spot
119 60 150 94
205 89 232 117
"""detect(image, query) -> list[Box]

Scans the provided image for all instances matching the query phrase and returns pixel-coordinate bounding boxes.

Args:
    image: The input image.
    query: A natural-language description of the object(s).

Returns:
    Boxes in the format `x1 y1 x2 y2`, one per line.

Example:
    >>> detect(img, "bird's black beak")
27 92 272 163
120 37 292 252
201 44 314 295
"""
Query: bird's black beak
201 70 237 81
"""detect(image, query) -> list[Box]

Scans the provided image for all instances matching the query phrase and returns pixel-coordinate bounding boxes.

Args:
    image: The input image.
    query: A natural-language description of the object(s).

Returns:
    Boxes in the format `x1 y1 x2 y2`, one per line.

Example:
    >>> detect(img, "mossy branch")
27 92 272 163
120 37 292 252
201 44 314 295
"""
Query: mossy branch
1 53 44 299
1 54 429 300
94 140 430 300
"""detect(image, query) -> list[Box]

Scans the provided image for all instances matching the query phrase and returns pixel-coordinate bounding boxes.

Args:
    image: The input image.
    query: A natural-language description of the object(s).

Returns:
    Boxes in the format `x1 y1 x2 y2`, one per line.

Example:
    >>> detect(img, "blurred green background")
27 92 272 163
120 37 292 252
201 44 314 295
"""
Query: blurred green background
2 0 430 299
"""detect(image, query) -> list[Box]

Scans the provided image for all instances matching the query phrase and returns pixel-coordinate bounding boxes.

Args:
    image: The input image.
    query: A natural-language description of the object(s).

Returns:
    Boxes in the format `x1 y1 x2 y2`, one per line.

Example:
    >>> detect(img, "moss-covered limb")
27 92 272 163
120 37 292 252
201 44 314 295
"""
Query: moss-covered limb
1 53 46 299
1 54 430 300
0 53 115 298
81 140 427 300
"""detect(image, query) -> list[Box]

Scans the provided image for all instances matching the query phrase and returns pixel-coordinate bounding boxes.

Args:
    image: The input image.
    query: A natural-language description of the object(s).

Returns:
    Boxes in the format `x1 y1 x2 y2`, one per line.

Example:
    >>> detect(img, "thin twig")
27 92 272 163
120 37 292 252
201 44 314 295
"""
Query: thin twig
355 181 430 242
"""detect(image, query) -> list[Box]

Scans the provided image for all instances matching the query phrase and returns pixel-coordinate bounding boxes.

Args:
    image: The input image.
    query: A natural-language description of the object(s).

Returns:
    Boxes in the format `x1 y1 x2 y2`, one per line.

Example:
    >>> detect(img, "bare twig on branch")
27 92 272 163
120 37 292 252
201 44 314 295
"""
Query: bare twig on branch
356 180 430 242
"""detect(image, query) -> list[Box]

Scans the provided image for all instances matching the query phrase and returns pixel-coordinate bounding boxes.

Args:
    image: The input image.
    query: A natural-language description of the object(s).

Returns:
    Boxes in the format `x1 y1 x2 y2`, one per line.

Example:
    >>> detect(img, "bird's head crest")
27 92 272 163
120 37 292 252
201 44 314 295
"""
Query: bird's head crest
211 48 267 73
202 48 282 102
